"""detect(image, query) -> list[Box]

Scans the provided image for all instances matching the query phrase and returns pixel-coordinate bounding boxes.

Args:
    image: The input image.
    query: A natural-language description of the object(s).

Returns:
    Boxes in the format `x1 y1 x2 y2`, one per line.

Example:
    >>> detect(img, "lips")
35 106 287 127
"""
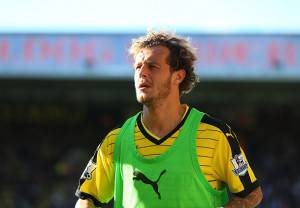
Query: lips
138 80 151 89
139 83 150 88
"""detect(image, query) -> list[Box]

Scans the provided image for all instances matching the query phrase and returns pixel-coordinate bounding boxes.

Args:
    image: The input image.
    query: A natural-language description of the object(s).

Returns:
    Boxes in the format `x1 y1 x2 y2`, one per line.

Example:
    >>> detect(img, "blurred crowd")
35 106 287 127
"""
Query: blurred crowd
0 102 299 207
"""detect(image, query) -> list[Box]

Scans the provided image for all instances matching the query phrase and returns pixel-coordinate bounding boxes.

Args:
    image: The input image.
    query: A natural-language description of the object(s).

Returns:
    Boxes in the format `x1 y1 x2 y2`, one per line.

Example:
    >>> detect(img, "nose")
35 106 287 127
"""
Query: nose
137 64 149 78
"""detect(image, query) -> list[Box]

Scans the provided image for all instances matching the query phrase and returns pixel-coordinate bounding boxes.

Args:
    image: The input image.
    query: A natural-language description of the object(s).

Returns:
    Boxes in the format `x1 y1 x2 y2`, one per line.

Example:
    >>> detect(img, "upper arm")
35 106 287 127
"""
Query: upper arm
209 117 259 197
75 128 120 207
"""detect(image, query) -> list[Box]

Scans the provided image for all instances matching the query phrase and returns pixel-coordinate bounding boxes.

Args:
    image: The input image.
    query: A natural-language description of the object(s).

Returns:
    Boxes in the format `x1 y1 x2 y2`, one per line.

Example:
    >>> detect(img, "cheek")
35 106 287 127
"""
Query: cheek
134 73 139 86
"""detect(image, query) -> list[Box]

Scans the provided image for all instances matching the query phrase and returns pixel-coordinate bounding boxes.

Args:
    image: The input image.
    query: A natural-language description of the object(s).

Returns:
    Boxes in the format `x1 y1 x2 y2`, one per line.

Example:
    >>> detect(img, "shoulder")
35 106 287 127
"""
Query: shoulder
199 113 241 152
200 113 233 135
99 112 141 156
105 127 122 141
98 125 122 155
98 113 138 154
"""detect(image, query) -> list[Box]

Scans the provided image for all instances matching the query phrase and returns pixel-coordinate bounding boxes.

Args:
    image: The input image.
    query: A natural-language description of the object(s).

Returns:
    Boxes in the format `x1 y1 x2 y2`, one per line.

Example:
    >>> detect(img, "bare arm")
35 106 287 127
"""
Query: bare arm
225 186 263 208
75 199 95 208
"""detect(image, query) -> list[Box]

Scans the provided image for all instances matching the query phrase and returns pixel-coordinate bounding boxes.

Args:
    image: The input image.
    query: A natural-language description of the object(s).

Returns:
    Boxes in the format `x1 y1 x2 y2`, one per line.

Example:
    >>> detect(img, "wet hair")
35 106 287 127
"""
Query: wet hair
129 30 199 95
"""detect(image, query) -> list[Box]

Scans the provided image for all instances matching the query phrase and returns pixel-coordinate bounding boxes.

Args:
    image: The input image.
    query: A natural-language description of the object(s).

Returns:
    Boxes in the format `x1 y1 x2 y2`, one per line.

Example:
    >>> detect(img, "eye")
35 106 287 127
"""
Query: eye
134 63 142 70
149 64 158 70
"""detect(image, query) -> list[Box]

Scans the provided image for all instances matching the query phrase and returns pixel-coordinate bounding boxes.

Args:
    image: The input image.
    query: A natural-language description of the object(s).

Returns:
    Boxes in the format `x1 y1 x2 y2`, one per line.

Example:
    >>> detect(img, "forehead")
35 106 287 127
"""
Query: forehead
135 46 170 63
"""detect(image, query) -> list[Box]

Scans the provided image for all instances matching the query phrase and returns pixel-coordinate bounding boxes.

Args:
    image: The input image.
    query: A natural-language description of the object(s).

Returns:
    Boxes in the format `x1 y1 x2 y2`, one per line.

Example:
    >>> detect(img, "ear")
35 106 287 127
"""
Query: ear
173 69 186 85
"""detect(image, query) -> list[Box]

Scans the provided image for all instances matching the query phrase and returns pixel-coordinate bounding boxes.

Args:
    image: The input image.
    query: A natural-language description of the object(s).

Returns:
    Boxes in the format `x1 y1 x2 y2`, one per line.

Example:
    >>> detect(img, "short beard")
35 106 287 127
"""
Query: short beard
136 76 172 106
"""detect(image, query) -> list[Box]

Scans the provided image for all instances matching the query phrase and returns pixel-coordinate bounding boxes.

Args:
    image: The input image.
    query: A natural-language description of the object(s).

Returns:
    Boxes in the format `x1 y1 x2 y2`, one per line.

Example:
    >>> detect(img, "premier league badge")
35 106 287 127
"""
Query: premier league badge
81 160 96 180
231 153 248 176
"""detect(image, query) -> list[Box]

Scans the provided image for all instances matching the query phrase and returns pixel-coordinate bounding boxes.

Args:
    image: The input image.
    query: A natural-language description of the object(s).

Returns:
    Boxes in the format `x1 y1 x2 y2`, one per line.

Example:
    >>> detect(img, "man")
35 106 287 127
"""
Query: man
75 31 263 208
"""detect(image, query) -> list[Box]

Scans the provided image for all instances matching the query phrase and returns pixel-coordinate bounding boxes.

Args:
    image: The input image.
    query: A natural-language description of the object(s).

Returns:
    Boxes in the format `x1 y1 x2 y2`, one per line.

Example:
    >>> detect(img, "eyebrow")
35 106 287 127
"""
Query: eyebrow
146 60 160 65
134 59 160 66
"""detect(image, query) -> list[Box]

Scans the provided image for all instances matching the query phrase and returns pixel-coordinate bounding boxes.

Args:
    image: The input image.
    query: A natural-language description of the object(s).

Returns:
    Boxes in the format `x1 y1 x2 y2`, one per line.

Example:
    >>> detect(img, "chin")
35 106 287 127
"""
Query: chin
136 94 152 104
137 96 147 104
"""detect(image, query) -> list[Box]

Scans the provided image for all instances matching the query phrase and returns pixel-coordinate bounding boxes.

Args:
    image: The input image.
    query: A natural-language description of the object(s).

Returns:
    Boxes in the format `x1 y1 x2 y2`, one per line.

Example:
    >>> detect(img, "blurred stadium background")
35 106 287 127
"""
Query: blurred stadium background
1 33 299 208
1 1 300 207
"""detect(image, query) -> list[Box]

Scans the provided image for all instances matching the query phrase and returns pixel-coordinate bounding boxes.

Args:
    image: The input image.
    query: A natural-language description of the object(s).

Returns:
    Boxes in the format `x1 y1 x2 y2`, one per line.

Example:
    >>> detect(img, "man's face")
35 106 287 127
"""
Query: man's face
133 46 174 105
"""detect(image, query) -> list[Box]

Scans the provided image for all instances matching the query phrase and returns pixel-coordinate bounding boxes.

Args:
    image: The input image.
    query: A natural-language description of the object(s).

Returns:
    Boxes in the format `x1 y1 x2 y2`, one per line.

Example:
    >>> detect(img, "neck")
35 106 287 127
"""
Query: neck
142 99 186 138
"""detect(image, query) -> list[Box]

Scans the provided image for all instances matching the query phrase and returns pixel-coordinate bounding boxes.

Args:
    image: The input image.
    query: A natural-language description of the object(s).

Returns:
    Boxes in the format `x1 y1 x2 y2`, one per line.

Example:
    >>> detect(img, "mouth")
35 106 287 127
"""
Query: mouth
138 82 151 90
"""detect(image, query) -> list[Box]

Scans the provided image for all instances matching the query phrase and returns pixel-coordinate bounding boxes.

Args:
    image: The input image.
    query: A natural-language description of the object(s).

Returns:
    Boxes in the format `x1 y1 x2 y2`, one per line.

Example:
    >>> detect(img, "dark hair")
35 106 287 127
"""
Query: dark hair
129 30 199 95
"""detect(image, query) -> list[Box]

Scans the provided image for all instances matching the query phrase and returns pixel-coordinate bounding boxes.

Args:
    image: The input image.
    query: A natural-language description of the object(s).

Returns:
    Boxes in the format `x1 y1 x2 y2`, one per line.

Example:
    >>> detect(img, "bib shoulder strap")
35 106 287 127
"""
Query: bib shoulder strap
113 112 140 208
